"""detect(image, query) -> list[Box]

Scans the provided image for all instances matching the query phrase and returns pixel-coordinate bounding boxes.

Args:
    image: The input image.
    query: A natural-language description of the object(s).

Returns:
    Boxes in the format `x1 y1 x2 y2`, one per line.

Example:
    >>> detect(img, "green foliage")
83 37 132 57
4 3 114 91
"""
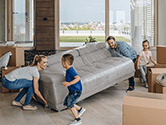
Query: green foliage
60 36 130 42
85 36 97 43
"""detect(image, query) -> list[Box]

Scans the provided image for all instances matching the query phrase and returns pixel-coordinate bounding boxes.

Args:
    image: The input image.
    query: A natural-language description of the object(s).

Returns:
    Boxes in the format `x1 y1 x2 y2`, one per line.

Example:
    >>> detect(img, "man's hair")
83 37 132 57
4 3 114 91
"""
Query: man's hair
62 54 74 65
106 36 116 42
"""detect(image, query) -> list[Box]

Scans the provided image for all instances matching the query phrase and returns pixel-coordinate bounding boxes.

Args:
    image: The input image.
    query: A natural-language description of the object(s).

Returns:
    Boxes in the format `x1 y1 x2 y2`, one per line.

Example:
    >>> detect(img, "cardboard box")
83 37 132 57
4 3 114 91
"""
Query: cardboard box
157 46 166 64
156 82 166 94
155 63 166 68
1 66 20 93
123 91 166 125
134 62 155 78
0 46 24 67
147 68 166 93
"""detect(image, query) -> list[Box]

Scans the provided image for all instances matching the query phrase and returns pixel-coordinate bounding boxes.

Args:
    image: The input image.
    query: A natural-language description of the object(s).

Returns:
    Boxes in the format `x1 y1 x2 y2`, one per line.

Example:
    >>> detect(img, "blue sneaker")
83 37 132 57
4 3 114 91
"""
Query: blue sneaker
126 86 135 92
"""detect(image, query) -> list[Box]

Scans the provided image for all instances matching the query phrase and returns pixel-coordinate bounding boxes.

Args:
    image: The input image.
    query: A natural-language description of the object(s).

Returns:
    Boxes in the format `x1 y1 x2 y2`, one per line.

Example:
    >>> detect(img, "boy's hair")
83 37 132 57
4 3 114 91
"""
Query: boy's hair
106 36 116 42
62 54 74 65
142 39 150 49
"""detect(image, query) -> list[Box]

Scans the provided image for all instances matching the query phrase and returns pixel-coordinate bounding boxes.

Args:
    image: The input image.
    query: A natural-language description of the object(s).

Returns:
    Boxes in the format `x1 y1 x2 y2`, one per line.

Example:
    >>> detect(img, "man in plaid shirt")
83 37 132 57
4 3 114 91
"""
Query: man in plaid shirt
106 36 137 92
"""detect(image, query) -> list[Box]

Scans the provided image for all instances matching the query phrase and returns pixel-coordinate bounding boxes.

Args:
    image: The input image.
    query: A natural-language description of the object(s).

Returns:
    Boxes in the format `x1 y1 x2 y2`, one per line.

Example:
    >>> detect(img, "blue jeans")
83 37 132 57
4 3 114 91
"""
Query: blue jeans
1 76 34 106
63 91 82 108
139 65 147 83
129 58 136 88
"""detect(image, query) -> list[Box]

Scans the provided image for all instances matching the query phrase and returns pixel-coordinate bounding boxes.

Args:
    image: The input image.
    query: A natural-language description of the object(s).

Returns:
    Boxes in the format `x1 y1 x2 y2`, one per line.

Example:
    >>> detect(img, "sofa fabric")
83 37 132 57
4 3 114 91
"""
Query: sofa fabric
36 42 135 111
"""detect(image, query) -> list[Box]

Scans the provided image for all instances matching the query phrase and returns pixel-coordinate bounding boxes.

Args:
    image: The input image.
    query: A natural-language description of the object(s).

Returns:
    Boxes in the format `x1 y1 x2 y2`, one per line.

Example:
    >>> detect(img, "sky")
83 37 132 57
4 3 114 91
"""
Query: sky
60 0 130 22
14 0 130 23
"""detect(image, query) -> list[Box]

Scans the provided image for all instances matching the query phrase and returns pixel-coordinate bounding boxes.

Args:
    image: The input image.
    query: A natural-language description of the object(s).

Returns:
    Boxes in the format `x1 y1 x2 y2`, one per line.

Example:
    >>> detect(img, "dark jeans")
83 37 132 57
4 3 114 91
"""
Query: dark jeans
1 76 34 106
129 58 136 88
64 91 82 108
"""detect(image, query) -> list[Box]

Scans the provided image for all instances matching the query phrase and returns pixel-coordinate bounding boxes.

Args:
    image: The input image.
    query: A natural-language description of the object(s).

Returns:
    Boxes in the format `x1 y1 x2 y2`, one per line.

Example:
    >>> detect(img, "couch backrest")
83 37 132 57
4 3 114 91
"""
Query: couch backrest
76 42 112 64
46 42 111 67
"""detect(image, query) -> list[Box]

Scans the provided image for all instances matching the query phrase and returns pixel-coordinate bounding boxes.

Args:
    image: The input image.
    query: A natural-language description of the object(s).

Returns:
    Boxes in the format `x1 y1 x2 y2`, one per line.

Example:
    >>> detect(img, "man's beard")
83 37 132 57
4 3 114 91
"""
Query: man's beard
110 45 115 49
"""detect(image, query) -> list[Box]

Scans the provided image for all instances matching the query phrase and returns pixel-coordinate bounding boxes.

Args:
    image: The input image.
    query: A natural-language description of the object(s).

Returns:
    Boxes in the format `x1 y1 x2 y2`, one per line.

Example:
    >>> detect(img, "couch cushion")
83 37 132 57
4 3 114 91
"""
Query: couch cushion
72 56 85 68
47 49 79 66
62 49 79 57
47 53 62 66
77 43 98 55
96 42 107 49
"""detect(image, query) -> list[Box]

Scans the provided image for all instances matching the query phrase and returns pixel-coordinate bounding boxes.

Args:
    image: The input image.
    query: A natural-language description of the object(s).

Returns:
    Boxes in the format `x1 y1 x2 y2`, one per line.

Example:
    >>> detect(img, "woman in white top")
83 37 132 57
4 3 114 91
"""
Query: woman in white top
1 55 48 110
137 40 156 88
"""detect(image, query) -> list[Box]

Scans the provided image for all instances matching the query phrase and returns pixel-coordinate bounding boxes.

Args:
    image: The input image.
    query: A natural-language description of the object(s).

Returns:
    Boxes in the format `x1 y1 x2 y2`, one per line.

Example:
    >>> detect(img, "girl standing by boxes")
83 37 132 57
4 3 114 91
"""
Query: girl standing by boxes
137 40 156 88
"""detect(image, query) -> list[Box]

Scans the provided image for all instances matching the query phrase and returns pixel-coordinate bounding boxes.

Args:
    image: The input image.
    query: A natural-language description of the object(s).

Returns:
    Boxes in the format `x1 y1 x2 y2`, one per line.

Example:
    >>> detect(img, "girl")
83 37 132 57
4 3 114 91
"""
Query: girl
137 40 156 88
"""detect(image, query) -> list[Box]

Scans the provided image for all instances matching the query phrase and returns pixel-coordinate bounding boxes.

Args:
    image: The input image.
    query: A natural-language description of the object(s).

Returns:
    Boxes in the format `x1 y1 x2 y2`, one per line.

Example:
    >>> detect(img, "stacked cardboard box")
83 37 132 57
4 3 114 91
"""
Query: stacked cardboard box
157 46 166 64
147 68 166 93
156 82 166 94
123 91 166 125
0 46 24 67
0 46 24 93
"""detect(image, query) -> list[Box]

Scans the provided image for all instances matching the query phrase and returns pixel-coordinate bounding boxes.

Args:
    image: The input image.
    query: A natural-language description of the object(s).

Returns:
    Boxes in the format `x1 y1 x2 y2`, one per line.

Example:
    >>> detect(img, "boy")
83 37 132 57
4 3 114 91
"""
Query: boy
62 54 86 125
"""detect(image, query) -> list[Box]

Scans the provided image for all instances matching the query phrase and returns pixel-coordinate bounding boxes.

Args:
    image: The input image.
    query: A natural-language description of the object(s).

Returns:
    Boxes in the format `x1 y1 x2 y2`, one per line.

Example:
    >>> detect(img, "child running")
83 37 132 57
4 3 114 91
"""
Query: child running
137 40 156 88
61 54 86 125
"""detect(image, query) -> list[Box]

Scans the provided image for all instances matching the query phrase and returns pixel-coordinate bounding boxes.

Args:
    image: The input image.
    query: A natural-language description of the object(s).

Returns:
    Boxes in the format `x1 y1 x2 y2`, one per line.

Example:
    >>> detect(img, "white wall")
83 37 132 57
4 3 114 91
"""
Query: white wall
0 0 5 42
158 0 166 45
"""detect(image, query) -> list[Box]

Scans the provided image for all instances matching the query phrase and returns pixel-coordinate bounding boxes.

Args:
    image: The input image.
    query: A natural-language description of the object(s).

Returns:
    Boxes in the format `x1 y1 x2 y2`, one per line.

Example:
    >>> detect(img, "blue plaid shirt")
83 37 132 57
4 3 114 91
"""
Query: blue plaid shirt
108 41 137 60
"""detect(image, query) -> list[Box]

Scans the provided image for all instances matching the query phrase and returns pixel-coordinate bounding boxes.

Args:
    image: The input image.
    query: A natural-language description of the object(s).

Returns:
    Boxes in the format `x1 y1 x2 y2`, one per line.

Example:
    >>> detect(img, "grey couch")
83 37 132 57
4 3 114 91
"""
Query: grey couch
37 42 135 111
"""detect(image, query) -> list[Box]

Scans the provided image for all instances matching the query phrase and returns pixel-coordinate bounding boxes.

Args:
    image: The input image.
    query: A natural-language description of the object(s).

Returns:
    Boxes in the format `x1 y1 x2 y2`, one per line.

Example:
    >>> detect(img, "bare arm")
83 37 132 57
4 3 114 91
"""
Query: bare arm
33 77 48 106
63 75 80 88
137 55 141 70
149 56 156 65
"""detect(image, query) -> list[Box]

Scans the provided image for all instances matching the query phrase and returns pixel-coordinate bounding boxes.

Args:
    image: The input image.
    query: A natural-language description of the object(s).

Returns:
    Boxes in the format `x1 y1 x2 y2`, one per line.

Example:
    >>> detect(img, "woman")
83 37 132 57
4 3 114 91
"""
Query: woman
1 55 48 110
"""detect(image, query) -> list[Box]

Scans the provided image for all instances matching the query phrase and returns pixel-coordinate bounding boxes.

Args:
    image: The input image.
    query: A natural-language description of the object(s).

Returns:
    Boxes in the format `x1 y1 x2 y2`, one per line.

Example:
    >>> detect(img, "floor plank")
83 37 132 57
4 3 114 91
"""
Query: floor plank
0 78 148 125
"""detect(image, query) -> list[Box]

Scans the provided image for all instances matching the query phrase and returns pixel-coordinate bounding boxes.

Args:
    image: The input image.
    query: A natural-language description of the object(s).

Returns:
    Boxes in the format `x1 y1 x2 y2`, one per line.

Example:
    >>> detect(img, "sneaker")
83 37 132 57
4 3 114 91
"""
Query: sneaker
126 86 135 92
70 119 82 125
115 83 118 86
138 75 144 83
78 107 86 117
11 100 23 107
144 83 148 88
23 105 38 111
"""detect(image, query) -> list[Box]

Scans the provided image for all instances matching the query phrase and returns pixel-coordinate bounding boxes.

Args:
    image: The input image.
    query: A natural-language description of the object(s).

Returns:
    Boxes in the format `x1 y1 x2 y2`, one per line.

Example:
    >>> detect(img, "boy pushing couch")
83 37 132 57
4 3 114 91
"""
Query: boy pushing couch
62 54 86 125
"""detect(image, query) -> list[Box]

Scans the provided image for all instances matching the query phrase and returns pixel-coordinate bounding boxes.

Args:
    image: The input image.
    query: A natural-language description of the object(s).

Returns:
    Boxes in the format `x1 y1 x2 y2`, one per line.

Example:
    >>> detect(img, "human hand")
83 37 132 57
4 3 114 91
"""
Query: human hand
137 66 140 70
63 82 70 88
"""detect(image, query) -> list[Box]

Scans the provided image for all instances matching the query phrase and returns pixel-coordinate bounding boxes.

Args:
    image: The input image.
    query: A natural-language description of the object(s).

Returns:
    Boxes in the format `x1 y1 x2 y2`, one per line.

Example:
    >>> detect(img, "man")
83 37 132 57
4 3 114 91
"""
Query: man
106 36 137 92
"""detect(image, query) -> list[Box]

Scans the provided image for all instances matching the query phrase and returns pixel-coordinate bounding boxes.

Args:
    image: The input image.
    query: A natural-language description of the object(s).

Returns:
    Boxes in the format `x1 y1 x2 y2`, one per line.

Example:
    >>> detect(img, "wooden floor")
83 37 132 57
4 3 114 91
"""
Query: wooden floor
0 78 148 125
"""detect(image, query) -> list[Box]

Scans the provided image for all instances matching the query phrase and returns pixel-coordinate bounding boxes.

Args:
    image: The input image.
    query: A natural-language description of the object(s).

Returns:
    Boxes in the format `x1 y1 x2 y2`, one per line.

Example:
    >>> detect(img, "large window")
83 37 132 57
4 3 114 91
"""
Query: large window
131 0 155 46
12 0 34 47
109 0 131 45
59 0 105 47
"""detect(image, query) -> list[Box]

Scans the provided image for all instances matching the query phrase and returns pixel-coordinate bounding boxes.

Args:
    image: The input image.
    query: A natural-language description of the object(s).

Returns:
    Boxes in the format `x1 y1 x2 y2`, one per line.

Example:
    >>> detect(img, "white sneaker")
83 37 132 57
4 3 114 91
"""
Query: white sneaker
144 83 148 88
78 107 86 117
138 75 144 83
70 119 82 125
23 105 38 111
11 100 23 107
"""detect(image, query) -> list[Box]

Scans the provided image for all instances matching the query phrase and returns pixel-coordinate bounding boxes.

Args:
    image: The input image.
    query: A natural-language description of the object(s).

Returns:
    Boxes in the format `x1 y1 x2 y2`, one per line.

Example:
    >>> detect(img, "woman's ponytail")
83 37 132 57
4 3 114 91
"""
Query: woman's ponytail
30 55 46 66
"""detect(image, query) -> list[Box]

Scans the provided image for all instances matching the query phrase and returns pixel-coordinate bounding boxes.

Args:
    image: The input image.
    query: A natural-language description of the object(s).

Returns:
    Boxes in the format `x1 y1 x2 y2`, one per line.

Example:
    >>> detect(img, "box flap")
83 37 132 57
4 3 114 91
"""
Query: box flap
123 95 166 110
157 45 166 47
151 68 166 74
127 91 166 100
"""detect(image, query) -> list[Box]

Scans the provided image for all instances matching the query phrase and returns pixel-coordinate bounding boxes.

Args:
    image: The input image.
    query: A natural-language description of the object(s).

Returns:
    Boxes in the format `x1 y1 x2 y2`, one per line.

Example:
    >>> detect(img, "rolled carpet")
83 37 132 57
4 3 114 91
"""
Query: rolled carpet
156 73 166 87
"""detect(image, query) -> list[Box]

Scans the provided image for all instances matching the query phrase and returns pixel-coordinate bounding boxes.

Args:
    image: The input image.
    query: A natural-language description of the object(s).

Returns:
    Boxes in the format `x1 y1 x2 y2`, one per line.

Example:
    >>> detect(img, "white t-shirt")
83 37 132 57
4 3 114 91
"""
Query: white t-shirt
5 66 40 81
139 50 152 65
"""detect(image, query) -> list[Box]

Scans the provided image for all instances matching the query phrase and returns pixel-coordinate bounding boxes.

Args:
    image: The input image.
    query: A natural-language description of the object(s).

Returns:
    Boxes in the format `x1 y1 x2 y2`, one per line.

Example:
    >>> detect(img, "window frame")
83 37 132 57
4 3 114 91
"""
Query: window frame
55 0 109 50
